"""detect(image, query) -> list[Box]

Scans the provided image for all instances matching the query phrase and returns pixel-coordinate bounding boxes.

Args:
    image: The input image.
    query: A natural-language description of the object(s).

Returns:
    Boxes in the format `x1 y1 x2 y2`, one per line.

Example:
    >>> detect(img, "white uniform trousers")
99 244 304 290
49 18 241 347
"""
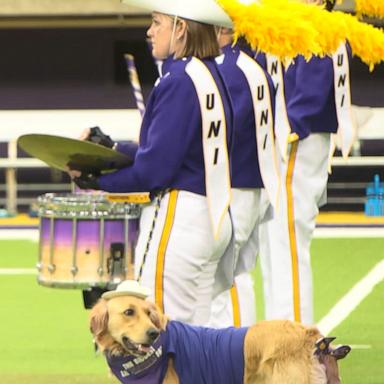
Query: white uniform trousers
259 133 330 325
134 190 232 325
208 188 271 327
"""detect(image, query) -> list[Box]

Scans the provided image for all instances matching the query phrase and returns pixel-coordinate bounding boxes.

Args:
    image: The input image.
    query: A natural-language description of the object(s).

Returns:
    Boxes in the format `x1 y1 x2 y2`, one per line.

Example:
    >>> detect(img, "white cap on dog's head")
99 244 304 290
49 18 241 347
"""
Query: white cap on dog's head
102 280 151 300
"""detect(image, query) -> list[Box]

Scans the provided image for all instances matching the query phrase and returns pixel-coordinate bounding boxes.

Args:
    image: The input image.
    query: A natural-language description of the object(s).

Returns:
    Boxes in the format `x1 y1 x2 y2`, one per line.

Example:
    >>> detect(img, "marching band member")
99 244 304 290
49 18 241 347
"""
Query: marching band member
259 0 356 325
71 0 235 325
209 27 276 327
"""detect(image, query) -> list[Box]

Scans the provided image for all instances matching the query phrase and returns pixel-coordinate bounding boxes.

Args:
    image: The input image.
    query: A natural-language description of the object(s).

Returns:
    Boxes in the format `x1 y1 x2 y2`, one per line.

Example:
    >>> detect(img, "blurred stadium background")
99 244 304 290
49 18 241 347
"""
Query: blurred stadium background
0 1 383 383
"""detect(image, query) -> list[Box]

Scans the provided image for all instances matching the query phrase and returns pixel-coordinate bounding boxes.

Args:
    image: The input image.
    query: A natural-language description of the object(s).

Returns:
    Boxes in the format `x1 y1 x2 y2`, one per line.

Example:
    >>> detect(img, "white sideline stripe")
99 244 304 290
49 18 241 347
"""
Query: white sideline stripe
349 345 372 350
0 230 38 241
0 268 36 275
314 227 384 238
0 227 383 241
317 260 384 335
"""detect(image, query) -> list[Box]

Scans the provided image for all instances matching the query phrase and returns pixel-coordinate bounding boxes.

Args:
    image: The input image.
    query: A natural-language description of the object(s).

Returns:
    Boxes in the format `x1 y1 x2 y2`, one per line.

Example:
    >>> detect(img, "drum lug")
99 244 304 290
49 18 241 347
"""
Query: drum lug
97 267 104 276
48 264 56 273
71 266 79 276
36 262 42 272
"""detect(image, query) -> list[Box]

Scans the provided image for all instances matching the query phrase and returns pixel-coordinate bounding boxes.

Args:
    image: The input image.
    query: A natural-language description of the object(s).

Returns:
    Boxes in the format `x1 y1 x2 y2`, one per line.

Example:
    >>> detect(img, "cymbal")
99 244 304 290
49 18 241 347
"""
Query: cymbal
18 134 132 173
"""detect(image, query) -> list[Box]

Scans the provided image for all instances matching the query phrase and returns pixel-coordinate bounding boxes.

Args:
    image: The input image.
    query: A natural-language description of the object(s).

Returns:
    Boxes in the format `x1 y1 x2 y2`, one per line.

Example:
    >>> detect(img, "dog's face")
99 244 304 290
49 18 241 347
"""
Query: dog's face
90 296 167 357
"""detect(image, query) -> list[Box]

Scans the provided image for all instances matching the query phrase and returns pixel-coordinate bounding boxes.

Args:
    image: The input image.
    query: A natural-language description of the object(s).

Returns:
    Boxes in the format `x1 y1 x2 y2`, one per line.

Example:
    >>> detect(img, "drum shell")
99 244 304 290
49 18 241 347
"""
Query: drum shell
37 193 141 289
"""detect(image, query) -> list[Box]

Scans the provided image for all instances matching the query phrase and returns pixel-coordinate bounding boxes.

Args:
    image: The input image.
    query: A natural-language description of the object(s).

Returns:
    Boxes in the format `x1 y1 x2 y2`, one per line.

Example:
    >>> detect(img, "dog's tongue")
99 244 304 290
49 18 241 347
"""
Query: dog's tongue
138 344 152 354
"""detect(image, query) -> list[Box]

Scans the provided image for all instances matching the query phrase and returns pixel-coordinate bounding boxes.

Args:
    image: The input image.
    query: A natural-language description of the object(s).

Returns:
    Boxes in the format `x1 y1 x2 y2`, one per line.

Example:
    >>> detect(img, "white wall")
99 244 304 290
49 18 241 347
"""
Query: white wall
0 109 141 142
0 0 143 16
353 106 384 140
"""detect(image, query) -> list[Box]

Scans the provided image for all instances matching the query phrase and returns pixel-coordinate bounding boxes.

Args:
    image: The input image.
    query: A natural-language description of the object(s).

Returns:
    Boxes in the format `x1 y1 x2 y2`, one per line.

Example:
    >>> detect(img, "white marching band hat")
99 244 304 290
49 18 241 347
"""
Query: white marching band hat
121 0 233 28
102 280 152 300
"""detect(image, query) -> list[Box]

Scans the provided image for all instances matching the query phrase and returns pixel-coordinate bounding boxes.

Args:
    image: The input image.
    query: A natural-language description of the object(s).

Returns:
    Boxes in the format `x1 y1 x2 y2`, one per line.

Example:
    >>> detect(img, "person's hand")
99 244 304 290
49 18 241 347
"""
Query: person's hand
79 128 91 141
86 126 115 149
65 167 100 190
67 169 82 179
73 173 101 190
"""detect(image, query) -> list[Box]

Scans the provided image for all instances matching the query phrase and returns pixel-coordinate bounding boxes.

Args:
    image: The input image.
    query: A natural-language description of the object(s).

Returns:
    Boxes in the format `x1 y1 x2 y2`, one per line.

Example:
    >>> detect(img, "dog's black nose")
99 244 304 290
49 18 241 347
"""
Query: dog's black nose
147 328 160 341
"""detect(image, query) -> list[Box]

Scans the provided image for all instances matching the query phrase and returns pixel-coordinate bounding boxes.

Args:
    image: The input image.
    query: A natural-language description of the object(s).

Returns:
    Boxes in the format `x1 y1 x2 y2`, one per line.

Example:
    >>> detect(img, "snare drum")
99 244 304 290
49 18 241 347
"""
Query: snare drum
37 193 141 289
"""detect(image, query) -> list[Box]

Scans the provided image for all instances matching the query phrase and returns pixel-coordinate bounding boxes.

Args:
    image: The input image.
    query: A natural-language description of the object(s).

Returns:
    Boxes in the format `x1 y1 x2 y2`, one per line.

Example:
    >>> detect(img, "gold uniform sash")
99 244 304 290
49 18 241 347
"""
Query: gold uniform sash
236 52 280 209
185 57 231 239
265 54 292 162
331 42 356 160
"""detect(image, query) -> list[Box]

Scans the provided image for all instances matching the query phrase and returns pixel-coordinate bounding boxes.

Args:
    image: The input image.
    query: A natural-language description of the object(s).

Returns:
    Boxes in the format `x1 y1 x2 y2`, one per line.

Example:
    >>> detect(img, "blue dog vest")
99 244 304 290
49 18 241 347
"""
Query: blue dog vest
106 320 247 384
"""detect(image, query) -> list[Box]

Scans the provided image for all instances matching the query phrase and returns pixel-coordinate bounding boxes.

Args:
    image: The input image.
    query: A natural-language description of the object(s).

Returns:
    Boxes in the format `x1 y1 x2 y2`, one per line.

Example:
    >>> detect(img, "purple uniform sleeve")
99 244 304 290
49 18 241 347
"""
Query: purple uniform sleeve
285 55 337 139
98 74 200 193
115 141 139 158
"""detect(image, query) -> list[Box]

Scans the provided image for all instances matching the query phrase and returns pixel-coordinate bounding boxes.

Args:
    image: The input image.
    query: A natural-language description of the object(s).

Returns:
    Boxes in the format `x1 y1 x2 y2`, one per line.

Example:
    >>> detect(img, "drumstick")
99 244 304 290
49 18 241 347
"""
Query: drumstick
124 54 146 118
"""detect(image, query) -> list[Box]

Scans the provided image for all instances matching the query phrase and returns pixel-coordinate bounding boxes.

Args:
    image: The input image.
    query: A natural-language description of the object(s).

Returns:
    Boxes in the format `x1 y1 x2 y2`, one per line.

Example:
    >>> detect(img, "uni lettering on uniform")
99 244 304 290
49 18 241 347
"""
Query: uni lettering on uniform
270 60 279 76
208 120 222 138
338 74 346 87
337 54 344 67
206 93 215 110
213 148 219 165
337 52 346 107
206 92 222 167
340 94 345 107
260 109 269 126
263 134 268 150
257 85 265 100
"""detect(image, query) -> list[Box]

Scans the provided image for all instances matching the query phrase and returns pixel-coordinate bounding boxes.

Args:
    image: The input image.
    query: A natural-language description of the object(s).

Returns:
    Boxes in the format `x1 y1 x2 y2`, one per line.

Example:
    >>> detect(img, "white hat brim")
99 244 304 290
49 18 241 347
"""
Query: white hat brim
102 290 149 300
101 280 152 300
121 0 233 28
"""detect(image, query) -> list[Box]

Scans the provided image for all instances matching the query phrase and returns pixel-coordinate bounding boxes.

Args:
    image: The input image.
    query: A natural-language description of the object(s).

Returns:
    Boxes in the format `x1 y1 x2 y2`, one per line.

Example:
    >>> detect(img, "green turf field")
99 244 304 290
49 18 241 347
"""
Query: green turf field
1 237 383 383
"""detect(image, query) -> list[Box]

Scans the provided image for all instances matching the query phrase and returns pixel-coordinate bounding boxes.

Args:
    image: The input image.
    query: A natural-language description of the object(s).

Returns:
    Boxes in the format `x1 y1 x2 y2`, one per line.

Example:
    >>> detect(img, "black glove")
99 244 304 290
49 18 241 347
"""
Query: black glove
73 173 101 190
88 126 115 148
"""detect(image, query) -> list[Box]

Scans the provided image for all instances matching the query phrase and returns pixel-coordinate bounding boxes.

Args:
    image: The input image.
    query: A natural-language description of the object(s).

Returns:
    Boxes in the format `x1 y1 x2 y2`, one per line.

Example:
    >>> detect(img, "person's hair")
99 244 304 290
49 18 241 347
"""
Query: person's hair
175 18 220 59
325 0 336 11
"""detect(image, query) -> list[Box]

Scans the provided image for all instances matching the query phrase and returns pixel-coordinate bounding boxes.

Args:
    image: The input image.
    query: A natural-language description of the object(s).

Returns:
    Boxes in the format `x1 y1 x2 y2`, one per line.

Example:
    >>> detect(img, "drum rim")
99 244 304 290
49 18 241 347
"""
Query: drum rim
38 192 142 218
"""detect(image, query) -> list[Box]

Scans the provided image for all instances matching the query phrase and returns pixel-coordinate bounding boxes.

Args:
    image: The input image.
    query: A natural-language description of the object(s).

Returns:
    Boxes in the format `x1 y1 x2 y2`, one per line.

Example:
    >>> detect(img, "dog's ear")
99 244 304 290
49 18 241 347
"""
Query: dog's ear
331 345 351 360
315 337 336 355
147 301 167 331
89 298 124 355
89 298 109 337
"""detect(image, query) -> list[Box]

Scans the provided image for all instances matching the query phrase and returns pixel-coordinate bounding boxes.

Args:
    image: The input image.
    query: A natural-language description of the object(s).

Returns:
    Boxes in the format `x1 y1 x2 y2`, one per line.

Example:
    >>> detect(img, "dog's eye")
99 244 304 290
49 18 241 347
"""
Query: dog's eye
124 309 135 316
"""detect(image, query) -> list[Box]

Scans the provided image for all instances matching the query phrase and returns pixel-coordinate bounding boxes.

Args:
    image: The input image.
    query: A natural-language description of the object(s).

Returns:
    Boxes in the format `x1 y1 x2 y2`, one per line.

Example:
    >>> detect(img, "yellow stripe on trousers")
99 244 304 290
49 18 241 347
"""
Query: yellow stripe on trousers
286 141 301 322
155 190 178 312
230 284 241 327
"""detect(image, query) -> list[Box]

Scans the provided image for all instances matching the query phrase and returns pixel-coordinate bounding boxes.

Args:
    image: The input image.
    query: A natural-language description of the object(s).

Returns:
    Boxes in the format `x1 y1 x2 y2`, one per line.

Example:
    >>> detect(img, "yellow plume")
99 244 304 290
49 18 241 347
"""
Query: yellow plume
355 0 384 19
269 0 384 69
338 11 384 70
217 0 384 69
218 0 324 61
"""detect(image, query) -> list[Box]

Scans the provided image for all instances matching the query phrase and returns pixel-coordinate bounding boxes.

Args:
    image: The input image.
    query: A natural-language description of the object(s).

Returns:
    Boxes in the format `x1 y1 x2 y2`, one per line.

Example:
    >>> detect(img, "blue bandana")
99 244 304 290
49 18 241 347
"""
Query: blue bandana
106 333 167 384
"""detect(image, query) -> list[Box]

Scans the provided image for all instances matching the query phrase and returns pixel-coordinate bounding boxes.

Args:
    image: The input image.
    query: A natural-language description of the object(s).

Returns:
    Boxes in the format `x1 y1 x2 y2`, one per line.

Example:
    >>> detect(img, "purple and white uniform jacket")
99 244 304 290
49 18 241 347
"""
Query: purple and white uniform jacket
284 44 352 140
218 44 275 189
98 55 233 195
107 320 247 384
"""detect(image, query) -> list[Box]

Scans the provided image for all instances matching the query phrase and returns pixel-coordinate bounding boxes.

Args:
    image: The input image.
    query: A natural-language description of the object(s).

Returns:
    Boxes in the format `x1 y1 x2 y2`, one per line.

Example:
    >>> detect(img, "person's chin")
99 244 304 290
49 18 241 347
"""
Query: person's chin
153 51 167 61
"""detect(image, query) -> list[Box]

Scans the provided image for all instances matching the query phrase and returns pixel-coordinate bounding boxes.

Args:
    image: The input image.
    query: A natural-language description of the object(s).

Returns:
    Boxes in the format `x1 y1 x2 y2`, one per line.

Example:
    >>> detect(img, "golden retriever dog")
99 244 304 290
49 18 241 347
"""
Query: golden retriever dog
89 294 350 384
